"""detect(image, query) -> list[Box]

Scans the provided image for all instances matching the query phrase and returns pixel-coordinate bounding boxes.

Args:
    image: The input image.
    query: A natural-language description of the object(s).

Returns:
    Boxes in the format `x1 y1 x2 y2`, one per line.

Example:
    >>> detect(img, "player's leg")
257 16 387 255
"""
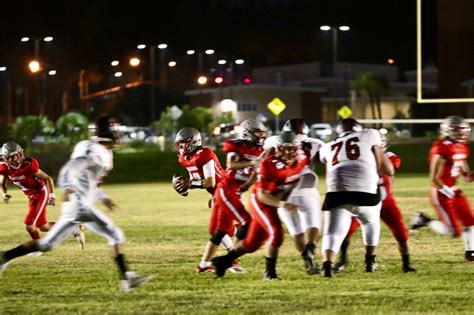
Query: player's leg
380 197 415 272
321 207 353 277
24 189 49 240
0 217 78 275
334 218 360 273
454 193 474 262
298 191 323 275
355 202 382 272
428 188 461 236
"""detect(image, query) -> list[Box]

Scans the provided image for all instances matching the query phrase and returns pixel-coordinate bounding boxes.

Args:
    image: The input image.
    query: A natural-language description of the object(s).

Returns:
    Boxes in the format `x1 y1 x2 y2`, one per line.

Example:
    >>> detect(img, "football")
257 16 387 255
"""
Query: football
172 174 189 196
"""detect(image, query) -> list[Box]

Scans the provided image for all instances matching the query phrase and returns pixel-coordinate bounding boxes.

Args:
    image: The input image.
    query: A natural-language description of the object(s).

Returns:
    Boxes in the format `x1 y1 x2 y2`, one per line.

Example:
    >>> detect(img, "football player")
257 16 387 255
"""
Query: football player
0 141 57 241
319 118 394 277
172 127 242 273
334 132 416 273
196 119 266 273
276 119 325 275
410 116 474 262
212 130 309 280
0 116 152 293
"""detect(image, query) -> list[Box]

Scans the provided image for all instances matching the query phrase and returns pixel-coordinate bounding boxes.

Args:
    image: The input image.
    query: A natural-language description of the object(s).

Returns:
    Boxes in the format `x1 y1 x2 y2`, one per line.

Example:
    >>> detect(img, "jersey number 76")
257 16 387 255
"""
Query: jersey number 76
331 137 360 165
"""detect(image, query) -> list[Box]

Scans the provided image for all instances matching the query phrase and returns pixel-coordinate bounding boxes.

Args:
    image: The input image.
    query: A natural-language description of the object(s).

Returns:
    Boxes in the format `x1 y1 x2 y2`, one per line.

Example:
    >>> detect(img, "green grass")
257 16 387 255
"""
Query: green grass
0 177 473 314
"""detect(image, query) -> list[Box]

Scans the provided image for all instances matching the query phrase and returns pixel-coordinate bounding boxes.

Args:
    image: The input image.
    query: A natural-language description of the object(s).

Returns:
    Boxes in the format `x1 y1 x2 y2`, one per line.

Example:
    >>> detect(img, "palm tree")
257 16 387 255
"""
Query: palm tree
351 73 389 125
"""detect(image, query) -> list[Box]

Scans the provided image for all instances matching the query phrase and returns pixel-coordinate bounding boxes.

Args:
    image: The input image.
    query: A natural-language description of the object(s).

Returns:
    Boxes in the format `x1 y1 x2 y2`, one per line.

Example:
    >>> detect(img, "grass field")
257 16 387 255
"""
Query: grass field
0 176 473 314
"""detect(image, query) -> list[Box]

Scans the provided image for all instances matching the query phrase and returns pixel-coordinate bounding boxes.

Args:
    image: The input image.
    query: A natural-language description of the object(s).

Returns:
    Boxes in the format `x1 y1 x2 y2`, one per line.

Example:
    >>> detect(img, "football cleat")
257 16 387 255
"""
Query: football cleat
365 255 378 273
0 251 8 278
228 260 245 273
409 212 431 233
465 251 474 263
211 256 233 278
195 265 214 273
402 264 416 273
120 271 153 293
263 271 281 281
321 261 333 278
301 242 319 275
73 225 86 249
333 258 348 273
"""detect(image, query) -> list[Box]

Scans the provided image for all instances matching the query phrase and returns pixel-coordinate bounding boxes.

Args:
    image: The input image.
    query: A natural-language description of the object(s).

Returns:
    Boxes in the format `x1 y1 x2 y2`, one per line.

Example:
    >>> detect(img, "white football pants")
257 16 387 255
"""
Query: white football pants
321 202 382 254
278 188 322 237
38 197 125 251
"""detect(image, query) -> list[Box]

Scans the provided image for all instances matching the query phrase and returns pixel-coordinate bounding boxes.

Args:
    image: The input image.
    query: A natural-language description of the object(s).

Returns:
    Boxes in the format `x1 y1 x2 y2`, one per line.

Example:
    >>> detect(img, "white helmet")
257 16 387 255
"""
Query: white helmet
439 116 471 144
175 127 202 156
239 119 267 144
1 141 25 169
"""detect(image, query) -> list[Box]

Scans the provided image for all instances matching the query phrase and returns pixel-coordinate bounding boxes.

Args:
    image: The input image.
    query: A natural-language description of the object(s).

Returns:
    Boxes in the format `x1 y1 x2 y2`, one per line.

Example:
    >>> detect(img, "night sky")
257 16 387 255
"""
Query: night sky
0 0 437 74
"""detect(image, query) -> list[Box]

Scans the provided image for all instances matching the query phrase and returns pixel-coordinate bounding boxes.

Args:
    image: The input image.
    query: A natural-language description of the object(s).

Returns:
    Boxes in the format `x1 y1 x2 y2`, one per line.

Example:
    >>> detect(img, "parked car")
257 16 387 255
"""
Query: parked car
309 123 334 141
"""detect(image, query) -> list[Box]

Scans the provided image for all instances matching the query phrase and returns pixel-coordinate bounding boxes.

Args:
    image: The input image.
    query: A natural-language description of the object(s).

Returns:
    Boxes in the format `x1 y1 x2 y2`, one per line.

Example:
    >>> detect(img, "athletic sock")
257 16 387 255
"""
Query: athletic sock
28 229 40 240
4 245 32 261
199 260 212 268
265 257 277 276
115 254 128 280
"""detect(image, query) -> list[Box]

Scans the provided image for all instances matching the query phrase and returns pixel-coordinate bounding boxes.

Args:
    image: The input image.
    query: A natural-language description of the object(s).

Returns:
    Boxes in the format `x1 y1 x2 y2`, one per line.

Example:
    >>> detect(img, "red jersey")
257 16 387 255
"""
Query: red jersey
0 158 45 196
253 150 309 201
220 139 264 189
378 152 401 201
429 139 469 186
178 147 223 195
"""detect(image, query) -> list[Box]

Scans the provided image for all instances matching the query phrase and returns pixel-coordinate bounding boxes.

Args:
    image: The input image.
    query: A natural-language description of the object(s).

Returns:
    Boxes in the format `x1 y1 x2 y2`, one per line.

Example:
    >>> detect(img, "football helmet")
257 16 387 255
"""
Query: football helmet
175 127 202 157
238 119 267 145
282 118 309 136
94 115 120 144
275 131 299 164
1 141 25 169
440 116 471 144
336 118 362 136
380 132 389 151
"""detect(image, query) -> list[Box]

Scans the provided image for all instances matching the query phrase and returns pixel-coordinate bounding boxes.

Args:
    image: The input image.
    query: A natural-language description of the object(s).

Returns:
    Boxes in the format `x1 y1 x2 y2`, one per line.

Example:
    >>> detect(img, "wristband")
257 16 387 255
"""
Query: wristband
2 192 8 198
49 193 56 198
190 179 204 189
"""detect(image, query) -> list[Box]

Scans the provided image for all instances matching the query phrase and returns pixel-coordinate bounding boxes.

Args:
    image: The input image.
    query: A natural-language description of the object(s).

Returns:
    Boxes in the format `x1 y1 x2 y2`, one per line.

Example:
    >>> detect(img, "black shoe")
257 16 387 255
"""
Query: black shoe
465 251 474 263
409 212 431 232
264 271 281 281
321 261 333 278
333 258 347 273
301 242 319 275
365 255 377 273
212 256 232 278
402 264 416 273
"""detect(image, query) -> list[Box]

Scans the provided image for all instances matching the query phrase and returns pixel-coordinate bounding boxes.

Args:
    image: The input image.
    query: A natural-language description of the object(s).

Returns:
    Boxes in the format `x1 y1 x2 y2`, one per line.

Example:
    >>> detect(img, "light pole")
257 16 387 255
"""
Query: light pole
320 25 350 76
187 48 215 76
21 36 53 59
138 43 167 121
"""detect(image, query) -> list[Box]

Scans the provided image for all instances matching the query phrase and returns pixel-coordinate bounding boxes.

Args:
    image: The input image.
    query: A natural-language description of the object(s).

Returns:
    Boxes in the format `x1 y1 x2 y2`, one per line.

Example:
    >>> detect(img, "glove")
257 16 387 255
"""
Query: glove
439 185 456 199
463 172 474 182
172 175 189 197
3 193 12 204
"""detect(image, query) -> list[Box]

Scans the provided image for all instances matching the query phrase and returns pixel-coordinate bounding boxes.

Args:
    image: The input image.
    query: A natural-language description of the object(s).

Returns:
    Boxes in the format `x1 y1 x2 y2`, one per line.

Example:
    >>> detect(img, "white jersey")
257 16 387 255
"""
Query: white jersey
319 128 381 194
58 140 113 206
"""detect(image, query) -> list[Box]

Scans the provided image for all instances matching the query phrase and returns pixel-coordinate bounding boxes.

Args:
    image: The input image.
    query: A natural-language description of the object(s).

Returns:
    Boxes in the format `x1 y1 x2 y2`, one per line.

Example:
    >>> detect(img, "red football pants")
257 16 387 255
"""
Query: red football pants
346 195 408 243
243 193 284 253
24 186 49 227
430 187 474 237
212 184 251 234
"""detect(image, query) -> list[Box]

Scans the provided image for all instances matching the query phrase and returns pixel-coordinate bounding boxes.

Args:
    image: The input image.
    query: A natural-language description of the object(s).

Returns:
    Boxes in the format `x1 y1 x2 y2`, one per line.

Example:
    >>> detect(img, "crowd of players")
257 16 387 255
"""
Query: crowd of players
0 114 472 291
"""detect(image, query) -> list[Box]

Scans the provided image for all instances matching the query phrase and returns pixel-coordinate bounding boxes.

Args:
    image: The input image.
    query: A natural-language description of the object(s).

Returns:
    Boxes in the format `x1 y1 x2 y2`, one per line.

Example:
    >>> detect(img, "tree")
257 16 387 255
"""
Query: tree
152 107 177 138
351 73 389 125
55 112 89 145
177 105 214 134
9 115 54 147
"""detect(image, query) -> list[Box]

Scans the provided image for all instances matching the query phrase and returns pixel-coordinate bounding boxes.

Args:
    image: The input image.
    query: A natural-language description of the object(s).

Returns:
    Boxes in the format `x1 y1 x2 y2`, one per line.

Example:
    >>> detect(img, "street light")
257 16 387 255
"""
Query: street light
320 25 350 75
187 48 215 74
137 42 168 121
20 36 54 58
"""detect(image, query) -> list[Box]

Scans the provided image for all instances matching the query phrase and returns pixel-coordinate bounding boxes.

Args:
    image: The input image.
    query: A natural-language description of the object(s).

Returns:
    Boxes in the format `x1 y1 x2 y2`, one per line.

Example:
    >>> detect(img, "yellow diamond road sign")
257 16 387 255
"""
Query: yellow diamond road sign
338 105 352 119
267 97 286 116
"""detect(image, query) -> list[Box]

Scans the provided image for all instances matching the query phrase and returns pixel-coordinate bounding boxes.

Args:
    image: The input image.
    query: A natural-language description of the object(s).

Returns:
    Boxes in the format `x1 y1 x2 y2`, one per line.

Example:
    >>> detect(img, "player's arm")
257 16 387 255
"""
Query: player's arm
240 148 273 192
35 169 56 205
461 161 474 182
430 154 456 198
227 152 255 170
58 157 88 201
373 145 394 176
257 187 299 211
0 174 11 203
